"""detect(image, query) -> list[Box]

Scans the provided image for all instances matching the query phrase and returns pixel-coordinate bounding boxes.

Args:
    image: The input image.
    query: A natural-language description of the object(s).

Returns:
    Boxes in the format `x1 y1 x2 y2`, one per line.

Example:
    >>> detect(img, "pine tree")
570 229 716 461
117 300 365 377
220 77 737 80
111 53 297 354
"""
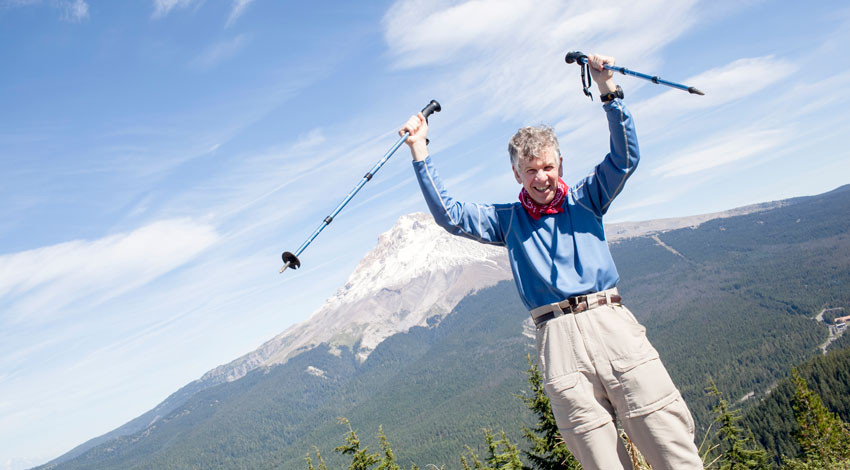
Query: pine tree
461 430 524 470
518 355 581 470
706 379 771 470
376 425 409 470
782 369 850 469
334 417 382 470
312 418 419 470
305 447 328 470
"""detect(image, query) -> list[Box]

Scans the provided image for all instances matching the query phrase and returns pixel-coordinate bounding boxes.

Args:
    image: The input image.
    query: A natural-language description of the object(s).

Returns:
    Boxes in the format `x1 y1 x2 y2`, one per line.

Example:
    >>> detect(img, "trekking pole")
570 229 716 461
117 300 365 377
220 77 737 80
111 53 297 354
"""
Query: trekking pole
280 99 442 274
565 51 704 99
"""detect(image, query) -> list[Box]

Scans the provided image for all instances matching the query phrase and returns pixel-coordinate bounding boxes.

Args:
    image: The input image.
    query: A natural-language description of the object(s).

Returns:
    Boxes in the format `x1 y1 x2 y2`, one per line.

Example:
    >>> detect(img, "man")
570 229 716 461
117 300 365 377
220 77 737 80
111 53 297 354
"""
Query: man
399 54 703 470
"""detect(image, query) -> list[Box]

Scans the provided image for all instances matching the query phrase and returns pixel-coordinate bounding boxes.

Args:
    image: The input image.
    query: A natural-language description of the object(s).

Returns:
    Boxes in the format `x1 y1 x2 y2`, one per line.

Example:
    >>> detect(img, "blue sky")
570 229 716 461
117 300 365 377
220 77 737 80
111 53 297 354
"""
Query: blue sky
1 0 849 468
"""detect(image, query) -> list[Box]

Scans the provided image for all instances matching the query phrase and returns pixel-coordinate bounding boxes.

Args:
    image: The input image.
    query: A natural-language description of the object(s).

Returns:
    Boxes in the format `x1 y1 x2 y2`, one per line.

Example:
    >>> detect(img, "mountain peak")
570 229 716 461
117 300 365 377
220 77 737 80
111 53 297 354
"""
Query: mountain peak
325 212 508 309
300 212 511 361
204 213 512 381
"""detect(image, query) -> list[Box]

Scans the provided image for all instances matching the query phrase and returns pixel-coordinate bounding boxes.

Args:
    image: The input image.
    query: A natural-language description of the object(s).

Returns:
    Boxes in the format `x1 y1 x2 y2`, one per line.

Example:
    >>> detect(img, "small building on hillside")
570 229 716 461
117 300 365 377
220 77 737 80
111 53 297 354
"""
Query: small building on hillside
834 315 850 325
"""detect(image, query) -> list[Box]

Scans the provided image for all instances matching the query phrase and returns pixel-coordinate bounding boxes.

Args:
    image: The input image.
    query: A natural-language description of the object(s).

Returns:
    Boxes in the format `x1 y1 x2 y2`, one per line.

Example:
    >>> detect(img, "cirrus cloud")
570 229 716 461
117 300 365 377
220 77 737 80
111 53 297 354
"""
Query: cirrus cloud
0 218 219 325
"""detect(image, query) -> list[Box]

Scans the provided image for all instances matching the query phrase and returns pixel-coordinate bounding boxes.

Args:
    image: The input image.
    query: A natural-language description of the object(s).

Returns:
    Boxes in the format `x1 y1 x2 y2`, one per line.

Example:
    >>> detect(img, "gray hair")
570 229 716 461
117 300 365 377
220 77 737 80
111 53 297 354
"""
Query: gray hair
508 125 561 169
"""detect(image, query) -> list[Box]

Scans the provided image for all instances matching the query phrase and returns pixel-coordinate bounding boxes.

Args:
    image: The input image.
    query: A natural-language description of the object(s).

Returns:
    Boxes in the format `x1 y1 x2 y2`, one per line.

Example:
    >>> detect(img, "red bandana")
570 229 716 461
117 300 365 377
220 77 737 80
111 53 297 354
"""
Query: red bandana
519 178 568 220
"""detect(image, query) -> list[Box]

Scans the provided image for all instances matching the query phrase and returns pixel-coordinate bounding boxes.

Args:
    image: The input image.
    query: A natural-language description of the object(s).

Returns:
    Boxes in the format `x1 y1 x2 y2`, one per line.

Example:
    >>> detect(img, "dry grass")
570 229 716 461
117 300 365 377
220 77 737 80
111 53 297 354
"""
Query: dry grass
620 422 720 470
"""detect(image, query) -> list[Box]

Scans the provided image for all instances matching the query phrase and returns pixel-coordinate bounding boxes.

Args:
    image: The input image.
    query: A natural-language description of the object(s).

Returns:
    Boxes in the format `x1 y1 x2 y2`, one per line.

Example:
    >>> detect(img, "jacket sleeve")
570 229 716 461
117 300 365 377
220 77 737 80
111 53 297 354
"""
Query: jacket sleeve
412 156 506 245
571 99 640 217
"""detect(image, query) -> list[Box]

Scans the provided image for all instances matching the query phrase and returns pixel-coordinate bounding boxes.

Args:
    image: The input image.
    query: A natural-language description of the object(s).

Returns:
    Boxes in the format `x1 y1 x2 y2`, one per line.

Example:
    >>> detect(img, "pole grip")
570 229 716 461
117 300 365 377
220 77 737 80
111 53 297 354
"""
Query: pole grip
565 51 588 65
421 100 442 119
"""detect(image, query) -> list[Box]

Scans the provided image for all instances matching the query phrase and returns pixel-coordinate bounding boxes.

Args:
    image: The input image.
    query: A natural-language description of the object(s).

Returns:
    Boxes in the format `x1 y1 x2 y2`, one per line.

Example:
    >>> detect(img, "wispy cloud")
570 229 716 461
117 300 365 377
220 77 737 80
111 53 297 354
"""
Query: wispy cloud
651 126 790 179
383 0 700 124
560 56 796 139
60 0 87 22
190 34 250 69
291 128 326 152
226 0 254 26
633 56 797 131
1 0 89 21
150 0 255 25
383 0 538 68
548 54 798 184
0 218 219 325
1 0 42 8
151 0 197 19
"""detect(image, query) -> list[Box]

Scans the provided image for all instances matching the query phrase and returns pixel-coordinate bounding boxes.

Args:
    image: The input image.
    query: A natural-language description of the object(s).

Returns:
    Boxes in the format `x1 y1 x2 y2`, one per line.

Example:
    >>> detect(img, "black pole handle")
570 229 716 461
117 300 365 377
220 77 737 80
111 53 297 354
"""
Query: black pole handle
421 100 441 120
565 51 588 64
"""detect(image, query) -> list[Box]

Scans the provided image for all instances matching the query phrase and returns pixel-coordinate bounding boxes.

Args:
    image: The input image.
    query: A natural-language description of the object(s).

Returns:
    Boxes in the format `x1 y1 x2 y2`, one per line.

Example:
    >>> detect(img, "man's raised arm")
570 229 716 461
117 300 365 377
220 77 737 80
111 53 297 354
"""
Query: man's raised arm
399 110 506 245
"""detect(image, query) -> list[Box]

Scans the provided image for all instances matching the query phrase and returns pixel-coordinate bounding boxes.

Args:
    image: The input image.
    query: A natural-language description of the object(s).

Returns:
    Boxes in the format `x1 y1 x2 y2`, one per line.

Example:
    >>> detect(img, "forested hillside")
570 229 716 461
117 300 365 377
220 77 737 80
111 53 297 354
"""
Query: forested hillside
612 184 850 428
41 282 536 470
743 346 850 466
40 185 850 470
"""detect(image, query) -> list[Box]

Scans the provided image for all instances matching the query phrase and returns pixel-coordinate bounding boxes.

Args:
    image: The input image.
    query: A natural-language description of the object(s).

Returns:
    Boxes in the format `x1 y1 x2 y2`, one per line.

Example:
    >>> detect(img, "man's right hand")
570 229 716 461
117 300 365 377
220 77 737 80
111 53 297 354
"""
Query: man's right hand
399 112 429 161
587 53 618 95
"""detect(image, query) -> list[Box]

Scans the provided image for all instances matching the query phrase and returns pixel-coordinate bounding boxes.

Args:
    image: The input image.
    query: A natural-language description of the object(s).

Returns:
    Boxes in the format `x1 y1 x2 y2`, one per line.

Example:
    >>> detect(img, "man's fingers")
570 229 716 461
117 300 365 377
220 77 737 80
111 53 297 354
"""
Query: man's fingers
402 114 426 134
399 115 420 136
399 113 428 146
588 53 615 71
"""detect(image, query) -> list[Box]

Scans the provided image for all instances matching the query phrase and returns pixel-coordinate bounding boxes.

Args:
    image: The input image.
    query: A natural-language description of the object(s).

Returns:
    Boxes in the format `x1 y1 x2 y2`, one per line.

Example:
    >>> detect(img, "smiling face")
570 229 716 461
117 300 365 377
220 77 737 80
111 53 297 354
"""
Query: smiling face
512 146 562 205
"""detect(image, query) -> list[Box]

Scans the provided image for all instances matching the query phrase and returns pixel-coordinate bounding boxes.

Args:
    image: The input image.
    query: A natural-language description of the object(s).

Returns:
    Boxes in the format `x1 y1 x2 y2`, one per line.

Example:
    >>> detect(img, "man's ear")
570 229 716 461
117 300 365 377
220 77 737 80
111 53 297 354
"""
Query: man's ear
559 155 563 177
512 164 522 184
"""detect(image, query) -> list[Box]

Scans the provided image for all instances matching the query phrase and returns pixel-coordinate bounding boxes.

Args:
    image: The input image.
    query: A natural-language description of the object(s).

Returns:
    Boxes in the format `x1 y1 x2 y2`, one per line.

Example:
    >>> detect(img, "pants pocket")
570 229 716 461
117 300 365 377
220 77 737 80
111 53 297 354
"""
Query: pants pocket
611 354 679 418
595 305 657 363
544 372 610 434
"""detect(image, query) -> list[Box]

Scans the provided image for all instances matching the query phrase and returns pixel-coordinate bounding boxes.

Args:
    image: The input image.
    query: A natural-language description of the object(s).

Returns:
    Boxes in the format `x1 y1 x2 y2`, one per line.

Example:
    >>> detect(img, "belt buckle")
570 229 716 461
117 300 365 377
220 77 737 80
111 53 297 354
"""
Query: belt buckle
567 295 586 313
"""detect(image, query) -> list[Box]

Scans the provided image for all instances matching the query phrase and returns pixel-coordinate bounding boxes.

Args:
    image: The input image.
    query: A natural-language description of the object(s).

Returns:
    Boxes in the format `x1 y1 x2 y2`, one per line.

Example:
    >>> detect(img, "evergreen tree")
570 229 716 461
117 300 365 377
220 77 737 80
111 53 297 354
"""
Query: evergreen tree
305 447 328 470
782 369 850 469
461 430 524 470
518 355 580 470
313 418 419 470
334 417 382 470
376 425 411 470
706 379 771 470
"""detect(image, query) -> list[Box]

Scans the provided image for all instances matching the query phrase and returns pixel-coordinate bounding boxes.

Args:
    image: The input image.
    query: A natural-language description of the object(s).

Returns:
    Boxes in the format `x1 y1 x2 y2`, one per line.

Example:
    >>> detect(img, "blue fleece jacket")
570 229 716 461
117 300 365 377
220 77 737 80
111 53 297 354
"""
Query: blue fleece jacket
412 99 639 311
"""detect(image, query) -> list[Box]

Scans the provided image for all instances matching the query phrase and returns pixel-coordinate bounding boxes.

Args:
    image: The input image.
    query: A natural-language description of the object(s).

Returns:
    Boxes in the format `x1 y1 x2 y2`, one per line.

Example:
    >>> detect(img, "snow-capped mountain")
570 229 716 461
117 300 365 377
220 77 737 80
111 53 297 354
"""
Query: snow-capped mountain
202 200 786 383
202 212 512 382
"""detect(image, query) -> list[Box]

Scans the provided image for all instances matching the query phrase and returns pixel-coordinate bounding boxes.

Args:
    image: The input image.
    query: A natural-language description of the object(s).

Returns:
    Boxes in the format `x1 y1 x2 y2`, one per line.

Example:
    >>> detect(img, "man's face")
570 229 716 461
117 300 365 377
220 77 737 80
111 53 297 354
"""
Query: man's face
512 147 562 205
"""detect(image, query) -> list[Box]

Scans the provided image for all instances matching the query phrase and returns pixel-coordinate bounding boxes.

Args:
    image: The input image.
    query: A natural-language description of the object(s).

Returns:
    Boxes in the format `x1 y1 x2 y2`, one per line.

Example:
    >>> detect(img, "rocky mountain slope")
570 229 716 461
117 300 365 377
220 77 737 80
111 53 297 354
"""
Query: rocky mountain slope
206 212 512 378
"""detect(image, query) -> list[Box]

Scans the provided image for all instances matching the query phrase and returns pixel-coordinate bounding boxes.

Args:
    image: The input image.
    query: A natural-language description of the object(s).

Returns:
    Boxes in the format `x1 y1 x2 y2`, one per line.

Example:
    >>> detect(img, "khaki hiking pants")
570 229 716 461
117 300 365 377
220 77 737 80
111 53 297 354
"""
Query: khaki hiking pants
533 289 703 470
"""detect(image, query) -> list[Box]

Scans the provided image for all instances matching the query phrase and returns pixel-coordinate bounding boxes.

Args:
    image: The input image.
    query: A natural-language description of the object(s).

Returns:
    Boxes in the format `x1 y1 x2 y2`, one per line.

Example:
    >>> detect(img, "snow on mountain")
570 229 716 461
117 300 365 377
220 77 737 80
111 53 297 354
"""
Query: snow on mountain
203 212 512 382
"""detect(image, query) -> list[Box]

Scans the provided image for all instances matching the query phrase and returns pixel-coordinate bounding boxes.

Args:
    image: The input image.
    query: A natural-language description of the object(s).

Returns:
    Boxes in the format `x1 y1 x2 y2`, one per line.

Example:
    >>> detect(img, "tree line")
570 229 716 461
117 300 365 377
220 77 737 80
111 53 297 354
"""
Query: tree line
310 347 850 470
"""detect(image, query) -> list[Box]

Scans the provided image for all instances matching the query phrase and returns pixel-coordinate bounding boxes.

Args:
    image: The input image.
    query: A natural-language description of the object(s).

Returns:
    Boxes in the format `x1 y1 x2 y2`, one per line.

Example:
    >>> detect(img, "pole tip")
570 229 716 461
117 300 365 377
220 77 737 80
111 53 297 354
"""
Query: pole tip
688 87 705 96
280 251 301 274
